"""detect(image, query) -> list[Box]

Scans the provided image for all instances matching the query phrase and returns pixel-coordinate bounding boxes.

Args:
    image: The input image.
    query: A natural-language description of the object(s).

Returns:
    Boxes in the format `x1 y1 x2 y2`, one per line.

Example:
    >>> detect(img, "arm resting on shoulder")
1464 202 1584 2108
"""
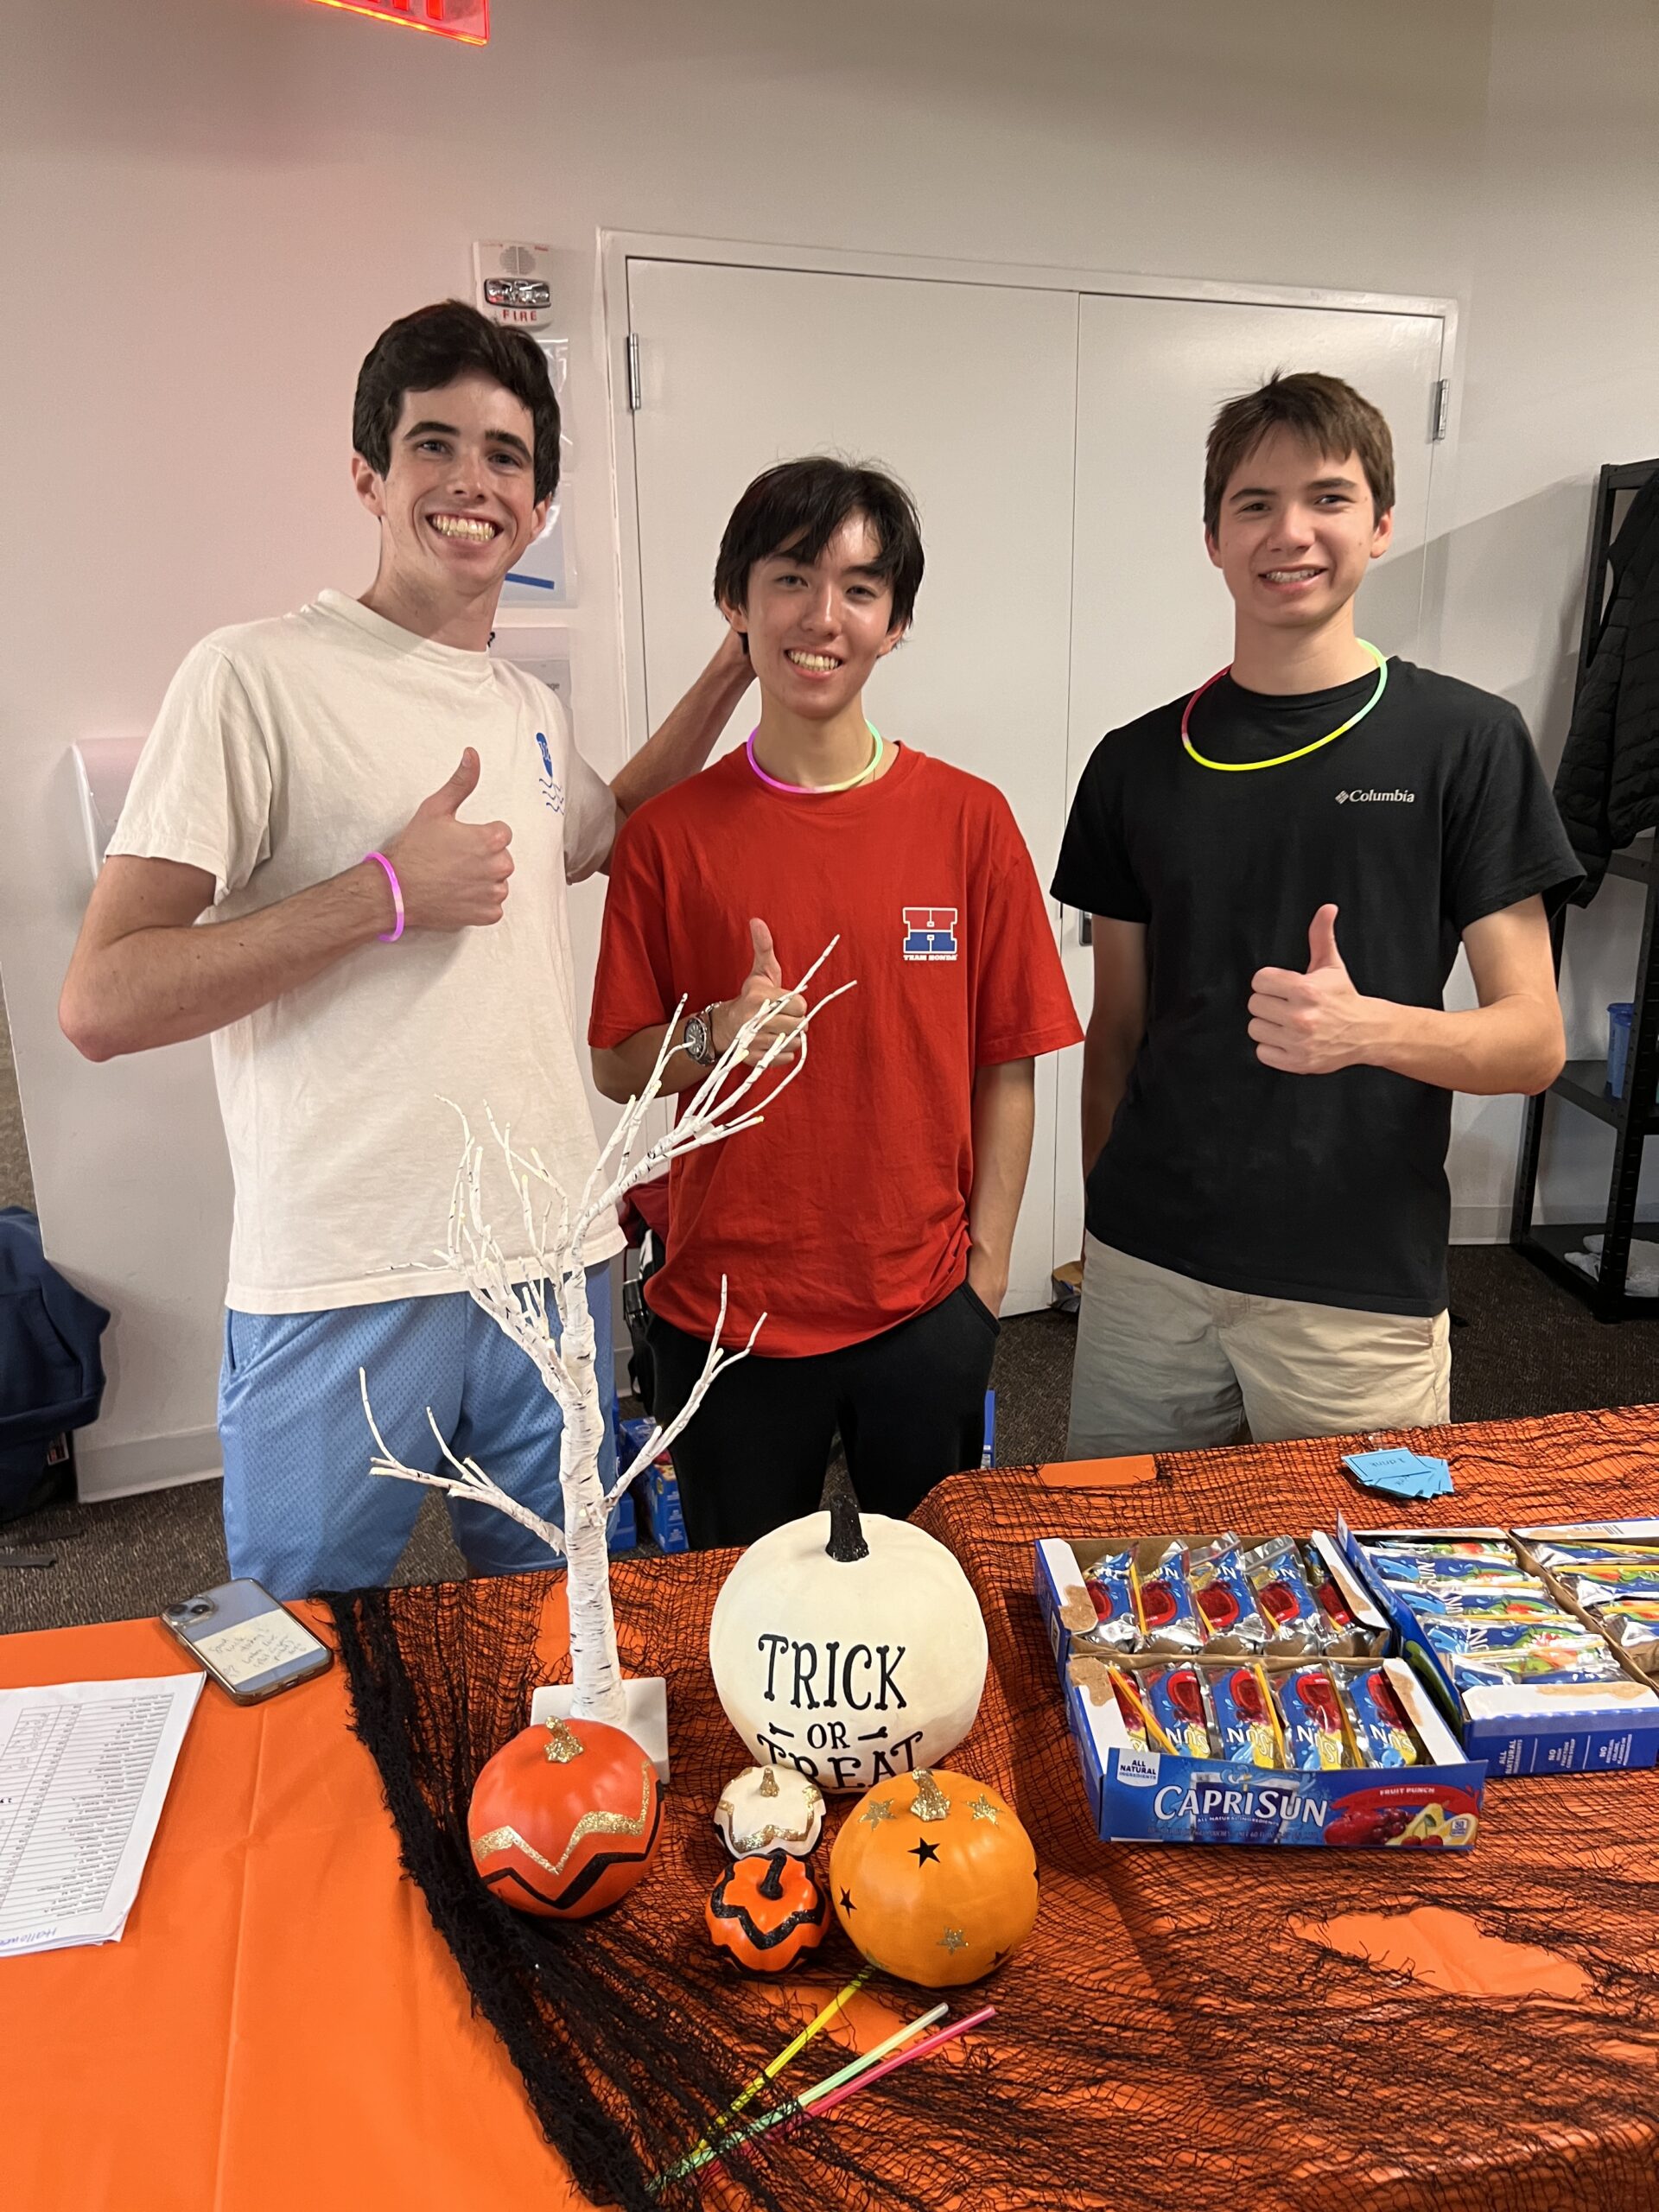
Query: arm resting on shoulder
966 1058 1037 1314
609 631 754 820
1079 919 1148 1179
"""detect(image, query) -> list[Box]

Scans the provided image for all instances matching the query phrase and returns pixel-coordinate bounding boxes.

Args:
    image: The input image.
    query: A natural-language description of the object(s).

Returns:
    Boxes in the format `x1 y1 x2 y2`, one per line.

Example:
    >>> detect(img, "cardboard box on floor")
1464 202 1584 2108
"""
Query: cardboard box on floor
1337 1517 1659 1777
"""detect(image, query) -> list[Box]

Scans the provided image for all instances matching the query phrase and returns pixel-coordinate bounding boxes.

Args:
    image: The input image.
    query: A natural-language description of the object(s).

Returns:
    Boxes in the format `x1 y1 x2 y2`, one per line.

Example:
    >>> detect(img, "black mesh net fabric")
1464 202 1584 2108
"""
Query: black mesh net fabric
331 1405 1659 2211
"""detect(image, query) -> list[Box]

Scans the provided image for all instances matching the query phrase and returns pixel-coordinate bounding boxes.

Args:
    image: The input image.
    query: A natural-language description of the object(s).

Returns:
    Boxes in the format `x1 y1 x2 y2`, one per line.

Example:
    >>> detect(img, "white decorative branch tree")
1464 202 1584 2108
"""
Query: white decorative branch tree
361 940 852 1734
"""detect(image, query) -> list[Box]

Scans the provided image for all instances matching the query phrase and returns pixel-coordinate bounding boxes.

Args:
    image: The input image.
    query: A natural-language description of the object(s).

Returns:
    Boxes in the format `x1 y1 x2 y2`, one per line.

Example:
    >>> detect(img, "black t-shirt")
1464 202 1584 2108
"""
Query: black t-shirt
1052 659 1583 1314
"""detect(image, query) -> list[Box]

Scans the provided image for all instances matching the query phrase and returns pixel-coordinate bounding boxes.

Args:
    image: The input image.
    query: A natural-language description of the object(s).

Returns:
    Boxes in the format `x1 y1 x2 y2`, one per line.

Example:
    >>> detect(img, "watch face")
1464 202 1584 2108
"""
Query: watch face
687 1014 711 1064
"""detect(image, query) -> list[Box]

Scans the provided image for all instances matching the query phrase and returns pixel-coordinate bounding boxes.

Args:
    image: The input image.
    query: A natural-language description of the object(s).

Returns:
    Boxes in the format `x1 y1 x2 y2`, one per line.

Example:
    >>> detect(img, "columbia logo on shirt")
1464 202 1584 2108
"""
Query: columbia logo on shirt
1336 788 1415 804
902 906 959 961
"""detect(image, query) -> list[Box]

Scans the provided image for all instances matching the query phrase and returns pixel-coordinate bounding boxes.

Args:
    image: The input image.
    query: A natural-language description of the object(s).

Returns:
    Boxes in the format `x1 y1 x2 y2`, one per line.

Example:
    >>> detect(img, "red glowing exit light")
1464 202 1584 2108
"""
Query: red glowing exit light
307 0 489 43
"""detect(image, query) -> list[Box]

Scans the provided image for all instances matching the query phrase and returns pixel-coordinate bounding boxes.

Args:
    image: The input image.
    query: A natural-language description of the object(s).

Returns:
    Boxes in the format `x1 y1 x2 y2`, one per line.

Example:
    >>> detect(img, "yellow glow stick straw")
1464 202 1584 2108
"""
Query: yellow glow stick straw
688 1967 870 2160
656 1999 947 2189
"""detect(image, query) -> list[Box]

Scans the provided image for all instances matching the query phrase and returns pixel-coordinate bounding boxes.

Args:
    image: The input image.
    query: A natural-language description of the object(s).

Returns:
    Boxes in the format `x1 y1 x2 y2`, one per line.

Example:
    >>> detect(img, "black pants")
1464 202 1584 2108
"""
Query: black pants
647 1281 1000 1547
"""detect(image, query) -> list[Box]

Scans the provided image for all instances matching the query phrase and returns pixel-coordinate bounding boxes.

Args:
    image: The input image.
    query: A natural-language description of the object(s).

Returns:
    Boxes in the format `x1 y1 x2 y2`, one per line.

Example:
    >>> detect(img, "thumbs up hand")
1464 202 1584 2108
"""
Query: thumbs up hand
1248 904 1375 1074
380 749 514 931
712 918 807 1065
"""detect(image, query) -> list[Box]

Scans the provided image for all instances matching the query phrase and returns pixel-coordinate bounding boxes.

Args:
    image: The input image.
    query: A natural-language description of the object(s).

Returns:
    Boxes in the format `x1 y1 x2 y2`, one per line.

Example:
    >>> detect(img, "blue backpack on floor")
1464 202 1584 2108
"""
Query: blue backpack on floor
0 1208 110 1522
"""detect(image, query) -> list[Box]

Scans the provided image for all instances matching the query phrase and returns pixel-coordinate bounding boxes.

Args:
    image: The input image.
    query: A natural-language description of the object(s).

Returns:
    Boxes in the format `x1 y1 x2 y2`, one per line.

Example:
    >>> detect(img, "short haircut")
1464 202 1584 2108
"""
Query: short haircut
352 300 562 503
714 457 925 631
1204 372 1395 538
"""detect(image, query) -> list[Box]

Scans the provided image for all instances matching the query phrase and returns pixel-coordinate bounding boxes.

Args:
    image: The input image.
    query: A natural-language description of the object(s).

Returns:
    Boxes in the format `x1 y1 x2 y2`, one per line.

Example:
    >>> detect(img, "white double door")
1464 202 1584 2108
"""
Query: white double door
624 257 1446 1312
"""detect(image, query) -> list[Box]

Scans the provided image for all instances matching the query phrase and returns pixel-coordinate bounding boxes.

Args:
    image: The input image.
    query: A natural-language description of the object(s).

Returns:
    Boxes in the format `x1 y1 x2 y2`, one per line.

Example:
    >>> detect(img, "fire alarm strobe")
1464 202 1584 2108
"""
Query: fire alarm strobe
474 242 554 329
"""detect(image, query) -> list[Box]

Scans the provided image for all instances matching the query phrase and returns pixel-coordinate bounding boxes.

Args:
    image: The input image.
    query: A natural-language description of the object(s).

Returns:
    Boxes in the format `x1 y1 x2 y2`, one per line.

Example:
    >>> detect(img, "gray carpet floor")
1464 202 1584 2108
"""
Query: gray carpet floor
4 1243 1658 1637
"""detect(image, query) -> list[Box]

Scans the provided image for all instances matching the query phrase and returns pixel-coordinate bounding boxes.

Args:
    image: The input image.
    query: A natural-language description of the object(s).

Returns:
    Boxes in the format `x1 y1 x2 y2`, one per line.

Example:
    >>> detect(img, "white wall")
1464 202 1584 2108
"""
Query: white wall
1 0 1652 1486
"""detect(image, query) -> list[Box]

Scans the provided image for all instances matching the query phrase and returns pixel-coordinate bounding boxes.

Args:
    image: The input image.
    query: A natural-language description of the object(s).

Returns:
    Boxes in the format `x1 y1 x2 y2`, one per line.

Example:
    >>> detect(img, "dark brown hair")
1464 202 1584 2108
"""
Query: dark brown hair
1204 372 1395 537
353 301 561 503
714 457 925 631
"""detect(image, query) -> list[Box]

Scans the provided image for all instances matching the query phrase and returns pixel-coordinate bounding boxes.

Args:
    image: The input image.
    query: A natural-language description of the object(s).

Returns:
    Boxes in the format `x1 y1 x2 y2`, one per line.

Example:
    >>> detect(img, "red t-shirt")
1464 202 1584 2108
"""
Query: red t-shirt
590 745 1082 1355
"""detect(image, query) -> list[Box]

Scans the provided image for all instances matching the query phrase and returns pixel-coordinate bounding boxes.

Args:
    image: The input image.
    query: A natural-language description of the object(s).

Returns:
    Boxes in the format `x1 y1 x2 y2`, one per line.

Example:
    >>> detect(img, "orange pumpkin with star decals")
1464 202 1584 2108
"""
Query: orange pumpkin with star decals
828 1768 1038 1987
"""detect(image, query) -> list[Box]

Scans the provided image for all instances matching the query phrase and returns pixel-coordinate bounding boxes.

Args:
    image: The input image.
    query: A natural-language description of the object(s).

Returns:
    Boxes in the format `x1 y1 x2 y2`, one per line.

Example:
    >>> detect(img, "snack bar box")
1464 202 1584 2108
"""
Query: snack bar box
1033 1530 1387 1683
1337 1516 1659 1777
1062 1649 1483 1849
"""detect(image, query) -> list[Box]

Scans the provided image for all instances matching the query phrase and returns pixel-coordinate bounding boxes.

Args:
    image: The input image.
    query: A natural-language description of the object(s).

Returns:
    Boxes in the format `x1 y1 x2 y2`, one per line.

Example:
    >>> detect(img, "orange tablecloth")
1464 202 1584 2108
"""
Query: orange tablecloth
0 1605 573 2212
5 1421 1659 2210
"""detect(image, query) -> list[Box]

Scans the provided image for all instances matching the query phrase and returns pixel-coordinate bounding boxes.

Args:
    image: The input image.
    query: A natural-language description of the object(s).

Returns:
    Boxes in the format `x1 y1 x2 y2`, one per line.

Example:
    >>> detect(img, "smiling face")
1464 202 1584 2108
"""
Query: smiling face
725 513 905 721
351 368 550 619
1205 426 1393 639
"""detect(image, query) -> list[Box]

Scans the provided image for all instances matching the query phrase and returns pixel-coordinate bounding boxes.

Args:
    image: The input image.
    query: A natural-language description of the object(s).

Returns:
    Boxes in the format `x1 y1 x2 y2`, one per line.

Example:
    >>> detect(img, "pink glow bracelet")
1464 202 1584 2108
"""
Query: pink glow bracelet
364 851 404 943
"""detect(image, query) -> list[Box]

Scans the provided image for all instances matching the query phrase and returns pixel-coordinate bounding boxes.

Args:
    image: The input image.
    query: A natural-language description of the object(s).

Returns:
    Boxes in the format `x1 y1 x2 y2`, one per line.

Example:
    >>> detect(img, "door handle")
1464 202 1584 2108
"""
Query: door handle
1077 912 1092 947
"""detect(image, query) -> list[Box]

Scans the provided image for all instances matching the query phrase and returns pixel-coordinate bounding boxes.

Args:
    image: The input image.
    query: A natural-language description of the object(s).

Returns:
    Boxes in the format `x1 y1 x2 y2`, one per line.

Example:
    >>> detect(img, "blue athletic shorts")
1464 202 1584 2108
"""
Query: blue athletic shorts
218 1263 615 1598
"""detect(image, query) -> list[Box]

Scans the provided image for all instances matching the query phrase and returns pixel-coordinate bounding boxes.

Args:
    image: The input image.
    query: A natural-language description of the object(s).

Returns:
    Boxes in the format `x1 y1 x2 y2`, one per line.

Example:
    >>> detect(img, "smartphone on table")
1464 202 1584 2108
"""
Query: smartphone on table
161 1580 334 1704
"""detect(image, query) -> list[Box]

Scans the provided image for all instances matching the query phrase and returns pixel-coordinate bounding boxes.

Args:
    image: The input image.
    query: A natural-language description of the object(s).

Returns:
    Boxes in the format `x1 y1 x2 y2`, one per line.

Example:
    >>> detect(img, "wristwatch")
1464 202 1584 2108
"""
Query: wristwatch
682 1004 721 1066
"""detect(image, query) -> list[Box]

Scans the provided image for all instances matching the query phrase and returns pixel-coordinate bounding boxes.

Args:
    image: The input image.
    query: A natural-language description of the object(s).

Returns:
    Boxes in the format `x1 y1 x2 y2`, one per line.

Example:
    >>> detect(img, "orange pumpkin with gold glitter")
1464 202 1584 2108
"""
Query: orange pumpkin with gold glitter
706 1848 830 1972
829 1768 1038 1986
467 1715 662 1919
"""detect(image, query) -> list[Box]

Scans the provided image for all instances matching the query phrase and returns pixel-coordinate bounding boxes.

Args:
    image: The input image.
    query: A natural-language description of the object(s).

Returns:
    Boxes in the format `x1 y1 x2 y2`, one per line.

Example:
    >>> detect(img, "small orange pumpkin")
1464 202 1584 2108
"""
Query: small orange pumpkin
829 1768 1038 1987
467 1715 662 1919
706 1849 829 1973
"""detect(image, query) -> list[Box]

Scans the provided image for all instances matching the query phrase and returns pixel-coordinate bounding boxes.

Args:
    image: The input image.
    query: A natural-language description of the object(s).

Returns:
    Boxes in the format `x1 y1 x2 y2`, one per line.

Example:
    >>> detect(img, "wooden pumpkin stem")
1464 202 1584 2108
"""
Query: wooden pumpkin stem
910 1770 950 1821
823 1468 870 1564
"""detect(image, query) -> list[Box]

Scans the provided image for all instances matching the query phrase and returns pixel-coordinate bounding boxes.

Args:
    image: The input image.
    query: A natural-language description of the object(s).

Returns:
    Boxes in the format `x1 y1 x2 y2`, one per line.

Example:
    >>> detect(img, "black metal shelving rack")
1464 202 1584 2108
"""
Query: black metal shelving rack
1510 457 1659 1319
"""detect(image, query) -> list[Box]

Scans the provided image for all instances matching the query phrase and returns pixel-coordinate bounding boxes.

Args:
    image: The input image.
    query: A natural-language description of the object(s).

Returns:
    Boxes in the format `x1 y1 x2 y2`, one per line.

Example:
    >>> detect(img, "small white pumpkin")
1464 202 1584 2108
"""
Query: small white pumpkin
713 1764 825 1858
708 1488 988 1794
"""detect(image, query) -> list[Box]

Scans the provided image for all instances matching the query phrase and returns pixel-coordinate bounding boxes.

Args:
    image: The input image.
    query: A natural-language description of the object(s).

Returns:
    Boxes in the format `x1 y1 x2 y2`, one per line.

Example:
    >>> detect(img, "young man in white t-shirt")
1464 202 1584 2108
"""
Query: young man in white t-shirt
60 301 751 1596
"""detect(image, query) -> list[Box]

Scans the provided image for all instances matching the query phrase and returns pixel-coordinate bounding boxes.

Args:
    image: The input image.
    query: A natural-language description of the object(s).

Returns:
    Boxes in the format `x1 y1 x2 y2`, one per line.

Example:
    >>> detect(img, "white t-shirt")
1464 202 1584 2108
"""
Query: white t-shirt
108 589 625 1313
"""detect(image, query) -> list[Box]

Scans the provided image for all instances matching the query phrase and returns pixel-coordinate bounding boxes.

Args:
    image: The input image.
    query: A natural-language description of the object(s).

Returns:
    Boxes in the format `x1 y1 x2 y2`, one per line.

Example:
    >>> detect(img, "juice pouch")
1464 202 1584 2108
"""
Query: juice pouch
1141 1663 1217 1757
1133 1541 1204 1655
1528 1542 1659 1572
1274 1665 1352 1770
1363 1539 1515 1564
1241 1538 1322 1654
1365 1551 1535 1591
1557 1564 1659 1608
1599 1598 1659 1658
1107 1667 1153 1750
1329 1663 1420 1767
1187 1535 1267 1653
1082 1550 1139 1650
1208 1663 1283 1768
1423 1618 1614 1661
1397 1588 1571 1625
1447 1642 1629 1693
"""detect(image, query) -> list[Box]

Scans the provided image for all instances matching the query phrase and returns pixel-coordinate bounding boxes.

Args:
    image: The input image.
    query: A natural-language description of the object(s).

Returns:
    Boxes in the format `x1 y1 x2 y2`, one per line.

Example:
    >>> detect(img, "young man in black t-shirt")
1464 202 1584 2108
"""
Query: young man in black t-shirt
1053 372 1580 1456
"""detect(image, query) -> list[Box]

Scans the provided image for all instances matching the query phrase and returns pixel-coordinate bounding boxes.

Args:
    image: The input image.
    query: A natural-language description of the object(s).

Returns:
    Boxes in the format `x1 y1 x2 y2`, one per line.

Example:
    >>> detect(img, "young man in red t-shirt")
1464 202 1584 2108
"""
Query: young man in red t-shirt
591 457 1081 1545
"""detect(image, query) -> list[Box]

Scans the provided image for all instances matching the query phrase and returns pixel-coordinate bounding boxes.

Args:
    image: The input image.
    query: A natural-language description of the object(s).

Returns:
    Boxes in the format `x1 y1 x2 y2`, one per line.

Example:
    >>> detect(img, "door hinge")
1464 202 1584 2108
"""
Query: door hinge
626 333 642 413
1430 378 1450 442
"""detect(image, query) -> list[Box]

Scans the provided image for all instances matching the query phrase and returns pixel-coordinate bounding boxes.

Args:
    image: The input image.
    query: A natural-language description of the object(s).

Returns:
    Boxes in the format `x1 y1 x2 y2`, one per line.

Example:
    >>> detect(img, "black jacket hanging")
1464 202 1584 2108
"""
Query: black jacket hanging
1554 472 1659 903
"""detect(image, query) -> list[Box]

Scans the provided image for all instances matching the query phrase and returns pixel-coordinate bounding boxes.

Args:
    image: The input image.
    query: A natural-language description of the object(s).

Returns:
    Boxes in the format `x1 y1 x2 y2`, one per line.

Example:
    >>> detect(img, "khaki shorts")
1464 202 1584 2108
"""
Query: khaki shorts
1066 1232 1451 1459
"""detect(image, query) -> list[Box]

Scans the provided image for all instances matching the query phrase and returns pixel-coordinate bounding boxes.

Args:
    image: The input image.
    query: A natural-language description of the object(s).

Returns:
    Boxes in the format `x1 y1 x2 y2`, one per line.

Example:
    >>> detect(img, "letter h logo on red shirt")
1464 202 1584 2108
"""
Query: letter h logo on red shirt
901 906 959 962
